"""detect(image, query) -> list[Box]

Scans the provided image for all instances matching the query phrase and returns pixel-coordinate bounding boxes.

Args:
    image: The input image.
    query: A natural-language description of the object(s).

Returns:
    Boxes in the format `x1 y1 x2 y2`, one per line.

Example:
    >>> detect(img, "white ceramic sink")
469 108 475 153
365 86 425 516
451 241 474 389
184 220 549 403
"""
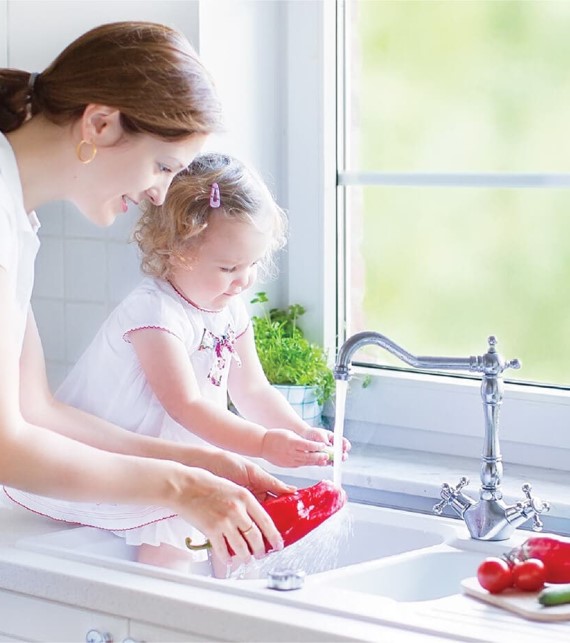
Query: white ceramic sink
321 548 487 601
17 502 454 579
17 500 542 607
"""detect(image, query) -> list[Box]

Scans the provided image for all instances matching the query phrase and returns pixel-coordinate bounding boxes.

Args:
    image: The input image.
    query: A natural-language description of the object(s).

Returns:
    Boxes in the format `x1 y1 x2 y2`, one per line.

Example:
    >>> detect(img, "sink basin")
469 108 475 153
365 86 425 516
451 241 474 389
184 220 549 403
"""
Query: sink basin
322 548 486 601
17 502 455 579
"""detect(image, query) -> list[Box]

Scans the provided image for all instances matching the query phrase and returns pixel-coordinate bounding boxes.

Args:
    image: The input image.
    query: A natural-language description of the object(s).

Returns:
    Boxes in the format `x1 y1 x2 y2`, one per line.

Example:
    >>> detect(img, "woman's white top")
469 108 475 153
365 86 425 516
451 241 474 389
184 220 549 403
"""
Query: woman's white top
0 133 41 353
5 277 250 552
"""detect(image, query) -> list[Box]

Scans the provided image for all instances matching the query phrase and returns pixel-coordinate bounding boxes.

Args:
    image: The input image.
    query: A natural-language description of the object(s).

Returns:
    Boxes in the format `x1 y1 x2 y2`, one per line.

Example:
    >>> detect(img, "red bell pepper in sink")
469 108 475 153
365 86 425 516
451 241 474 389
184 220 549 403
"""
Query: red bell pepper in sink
261 479 347 551
186 480 347 556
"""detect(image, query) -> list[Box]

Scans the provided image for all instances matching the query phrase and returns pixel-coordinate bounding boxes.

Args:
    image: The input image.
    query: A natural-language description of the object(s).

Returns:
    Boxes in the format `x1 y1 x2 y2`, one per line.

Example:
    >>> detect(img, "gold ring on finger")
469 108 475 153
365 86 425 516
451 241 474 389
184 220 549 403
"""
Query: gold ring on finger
240 522 254 534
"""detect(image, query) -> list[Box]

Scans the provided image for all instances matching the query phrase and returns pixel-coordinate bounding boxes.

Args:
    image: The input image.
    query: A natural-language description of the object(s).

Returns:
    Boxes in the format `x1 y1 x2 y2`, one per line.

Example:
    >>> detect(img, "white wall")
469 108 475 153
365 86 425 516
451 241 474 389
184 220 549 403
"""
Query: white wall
3 0 290 387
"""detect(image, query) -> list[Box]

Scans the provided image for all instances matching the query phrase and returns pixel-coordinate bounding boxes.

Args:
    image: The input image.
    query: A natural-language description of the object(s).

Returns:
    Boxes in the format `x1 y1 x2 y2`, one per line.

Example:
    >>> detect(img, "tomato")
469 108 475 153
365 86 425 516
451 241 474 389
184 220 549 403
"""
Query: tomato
511 558 546 592
477 557 513 594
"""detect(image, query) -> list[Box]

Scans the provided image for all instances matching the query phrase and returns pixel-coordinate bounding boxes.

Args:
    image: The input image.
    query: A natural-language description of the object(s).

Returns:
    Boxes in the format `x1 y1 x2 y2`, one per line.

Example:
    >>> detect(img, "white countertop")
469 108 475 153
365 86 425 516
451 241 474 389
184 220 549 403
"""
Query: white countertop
0 443 569 642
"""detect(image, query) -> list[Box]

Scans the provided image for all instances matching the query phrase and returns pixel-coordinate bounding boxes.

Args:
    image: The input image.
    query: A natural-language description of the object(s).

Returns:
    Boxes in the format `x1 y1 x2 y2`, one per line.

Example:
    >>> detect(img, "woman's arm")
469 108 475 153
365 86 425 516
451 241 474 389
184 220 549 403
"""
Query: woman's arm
128 327 328 466
20 309 229 462
19 305 294 493
0 273 284 562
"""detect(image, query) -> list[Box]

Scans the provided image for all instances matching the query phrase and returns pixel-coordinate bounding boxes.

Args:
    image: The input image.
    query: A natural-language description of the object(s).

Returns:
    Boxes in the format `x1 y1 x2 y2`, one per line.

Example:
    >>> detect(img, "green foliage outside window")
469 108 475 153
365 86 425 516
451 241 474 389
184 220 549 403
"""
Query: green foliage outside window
346 0 570 386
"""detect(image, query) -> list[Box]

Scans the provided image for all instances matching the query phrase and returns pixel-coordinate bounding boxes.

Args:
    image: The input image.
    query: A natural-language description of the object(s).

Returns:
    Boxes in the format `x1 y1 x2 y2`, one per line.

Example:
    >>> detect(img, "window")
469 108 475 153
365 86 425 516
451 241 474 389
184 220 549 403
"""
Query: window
339 0 570 389
285 0 570 472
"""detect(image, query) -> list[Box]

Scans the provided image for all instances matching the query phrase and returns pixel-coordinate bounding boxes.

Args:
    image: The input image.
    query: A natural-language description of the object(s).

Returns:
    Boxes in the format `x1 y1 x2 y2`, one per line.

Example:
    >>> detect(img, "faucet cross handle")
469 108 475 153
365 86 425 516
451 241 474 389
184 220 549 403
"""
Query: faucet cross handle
515 483 551 532
433 476 471 515
505 358 522 371
477 336 522 376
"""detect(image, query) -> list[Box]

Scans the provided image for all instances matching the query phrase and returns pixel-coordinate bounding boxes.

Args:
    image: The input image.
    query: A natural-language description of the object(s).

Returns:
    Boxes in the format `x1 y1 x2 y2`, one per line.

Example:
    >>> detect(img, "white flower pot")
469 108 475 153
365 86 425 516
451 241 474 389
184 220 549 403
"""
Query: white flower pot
273 384 323 427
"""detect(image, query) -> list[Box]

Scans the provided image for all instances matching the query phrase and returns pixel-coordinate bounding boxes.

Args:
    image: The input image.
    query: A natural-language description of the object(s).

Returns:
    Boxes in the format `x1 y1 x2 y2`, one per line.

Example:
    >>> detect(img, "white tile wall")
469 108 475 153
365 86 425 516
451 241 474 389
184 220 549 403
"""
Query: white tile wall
64 239 107 302
64 301 109 366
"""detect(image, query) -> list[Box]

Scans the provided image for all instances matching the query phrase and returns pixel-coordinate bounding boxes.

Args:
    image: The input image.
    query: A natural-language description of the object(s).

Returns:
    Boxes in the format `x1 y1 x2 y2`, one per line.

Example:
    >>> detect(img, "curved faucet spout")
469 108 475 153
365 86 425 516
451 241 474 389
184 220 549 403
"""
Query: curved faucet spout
334 330 548 541
333 331 478 381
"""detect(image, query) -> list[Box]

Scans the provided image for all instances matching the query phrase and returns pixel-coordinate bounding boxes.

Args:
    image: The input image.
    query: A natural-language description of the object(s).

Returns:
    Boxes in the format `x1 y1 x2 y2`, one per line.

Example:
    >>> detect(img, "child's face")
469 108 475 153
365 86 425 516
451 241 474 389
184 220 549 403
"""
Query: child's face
170 212 271 311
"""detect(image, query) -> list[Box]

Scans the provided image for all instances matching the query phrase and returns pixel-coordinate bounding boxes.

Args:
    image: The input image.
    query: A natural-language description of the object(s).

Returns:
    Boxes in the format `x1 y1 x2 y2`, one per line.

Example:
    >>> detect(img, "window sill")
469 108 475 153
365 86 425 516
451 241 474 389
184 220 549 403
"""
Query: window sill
322 367 570 472
264 441 570 535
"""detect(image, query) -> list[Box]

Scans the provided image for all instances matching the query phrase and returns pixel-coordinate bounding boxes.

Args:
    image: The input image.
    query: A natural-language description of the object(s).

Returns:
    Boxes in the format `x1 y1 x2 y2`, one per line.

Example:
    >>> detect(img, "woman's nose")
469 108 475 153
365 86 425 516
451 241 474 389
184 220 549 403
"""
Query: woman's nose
146 176 173 206
145 186 166 206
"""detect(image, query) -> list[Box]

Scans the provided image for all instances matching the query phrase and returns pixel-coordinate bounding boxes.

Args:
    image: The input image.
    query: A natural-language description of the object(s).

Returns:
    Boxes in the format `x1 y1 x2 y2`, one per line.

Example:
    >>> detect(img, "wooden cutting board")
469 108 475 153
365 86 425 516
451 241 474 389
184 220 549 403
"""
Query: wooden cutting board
462 576 570 622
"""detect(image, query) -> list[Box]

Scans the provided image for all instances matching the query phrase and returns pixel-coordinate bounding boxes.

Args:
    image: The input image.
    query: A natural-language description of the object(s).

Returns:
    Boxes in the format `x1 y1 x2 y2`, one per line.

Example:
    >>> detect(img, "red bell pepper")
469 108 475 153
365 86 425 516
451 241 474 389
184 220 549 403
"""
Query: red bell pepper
509 535 570 584
260 479 347 551
186 479 347 556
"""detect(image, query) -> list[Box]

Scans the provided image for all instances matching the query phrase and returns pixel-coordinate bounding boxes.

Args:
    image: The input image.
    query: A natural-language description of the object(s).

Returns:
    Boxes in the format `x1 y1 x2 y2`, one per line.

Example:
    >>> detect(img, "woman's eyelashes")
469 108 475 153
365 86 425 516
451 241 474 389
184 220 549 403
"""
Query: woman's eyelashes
157 163 173 174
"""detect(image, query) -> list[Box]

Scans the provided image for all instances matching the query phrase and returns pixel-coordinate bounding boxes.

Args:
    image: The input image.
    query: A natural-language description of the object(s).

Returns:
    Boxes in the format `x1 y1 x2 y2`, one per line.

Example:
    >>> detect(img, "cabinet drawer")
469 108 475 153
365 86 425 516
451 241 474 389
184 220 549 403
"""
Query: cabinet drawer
0 589 128 642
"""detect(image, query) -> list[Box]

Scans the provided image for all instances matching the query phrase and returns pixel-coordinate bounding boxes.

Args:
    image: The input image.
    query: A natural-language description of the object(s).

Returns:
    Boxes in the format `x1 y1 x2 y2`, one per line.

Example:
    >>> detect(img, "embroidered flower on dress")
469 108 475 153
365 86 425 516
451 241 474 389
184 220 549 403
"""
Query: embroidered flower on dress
199 325 242 386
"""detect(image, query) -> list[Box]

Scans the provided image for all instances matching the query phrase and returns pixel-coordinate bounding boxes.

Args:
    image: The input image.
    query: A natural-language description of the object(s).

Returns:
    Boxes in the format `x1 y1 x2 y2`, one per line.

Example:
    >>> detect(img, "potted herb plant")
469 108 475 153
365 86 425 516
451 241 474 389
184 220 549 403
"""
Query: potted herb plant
250 292 335 426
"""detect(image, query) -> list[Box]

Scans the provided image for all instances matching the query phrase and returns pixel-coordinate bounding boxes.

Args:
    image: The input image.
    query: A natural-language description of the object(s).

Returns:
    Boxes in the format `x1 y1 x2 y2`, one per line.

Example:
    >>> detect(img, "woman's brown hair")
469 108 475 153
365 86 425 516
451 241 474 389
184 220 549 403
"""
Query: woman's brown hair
0 21 222 137
134 152 287 280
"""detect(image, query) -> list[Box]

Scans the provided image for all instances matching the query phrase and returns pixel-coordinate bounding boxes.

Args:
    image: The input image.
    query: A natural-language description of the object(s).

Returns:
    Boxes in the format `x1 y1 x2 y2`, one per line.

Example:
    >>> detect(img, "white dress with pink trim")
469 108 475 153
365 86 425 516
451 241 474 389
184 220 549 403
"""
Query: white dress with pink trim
4 277 250 554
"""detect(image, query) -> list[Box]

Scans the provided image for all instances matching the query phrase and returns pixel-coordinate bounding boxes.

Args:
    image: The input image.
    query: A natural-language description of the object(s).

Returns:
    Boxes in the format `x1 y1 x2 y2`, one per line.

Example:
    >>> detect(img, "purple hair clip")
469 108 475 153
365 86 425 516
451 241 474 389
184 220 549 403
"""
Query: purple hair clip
209 183 221 208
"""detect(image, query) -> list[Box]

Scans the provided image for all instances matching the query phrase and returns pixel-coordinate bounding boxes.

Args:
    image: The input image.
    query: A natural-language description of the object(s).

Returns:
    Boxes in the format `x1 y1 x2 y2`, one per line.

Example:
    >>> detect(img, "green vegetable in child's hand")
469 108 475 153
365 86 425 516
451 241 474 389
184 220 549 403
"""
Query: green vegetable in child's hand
322 445 335 462
538 583 570 607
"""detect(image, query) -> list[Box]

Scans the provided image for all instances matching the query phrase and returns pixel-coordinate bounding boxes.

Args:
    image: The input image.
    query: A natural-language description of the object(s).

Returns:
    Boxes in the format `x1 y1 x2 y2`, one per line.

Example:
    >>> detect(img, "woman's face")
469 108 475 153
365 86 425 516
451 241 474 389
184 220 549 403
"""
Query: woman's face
73 132 207 227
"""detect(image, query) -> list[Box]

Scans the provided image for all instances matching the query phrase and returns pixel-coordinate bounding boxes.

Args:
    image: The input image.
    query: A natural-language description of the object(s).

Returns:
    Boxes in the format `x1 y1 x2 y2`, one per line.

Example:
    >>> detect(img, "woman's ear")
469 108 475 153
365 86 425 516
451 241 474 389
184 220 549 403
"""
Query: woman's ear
80 104 124 147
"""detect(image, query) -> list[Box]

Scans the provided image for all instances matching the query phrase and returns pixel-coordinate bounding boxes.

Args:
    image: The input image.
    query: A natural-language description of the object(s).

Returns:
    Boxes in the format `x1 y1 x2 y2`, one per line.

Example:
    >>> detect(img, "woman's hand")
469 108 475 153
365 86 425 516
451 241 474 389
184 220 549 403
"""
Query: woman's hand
261 429 331 467
177 467 284 564
196 447 296 502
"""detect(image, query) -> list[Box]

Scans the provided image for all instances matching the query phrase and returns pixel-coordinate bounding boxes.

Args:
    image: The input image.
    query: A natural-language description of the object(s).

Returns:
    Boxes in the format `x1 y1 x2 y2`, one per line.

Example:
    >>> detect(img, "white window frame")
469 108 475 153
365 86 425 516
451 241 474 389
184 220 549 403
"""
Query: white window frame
285 0 570 472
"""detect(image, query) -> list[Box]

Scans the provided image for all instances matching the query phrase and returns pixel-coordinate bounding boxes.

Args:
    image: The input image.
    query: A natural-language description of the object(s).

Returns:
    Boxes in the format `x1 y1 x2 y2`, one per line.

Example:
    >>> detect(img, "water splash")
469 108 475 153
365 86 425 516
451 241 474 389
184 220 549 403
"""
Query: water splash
222 381 351 580
332 379 349 488
229 505 355 580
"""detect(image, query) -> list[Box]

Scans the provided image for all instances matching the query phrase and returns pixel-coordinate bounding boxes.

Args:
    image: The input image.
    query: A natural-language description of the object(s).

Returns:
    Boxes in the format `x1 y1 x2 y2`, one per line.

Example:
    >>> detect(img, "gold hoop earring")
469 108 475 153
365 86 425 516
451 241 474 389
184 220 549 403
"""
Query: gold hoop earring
76 139 97 164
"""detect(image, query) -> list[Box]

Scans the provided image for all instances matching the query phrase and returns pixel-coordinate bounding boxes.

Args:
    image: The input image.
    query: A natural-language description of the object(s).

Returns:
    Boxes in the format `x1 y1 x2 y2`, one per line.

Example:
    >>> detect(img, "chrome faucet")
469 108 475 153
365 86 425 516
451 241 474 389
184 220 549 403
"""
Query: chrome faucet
333 332 550 541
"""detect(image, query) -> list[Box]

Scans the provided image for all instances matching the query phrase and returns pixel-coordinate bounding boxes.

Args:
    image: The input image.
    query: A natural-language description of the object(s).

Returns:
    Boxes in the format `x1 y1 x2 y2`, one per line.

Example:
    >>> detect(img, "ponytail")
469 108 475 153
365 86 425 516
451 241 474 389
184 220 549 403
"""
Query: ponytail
0 69 36 132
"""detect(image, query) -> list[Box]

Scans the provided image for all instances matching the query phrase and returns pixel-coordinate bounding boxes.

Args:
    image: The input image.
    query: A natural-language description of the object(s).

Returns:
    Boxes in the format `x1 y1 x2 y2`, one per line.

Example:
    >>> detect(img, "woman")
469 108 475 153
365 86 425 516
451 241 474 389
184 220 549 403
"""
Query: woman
0 21 318 564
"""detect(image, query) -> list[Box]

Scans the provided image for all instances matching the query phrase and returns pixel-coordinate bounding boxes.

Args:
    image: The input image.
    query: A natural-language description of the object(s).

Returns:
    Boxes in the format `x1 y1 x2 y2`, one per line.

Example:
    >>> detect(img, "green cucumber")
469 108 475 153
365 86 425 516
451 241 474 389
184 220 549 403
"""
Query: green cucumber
538 583 570 606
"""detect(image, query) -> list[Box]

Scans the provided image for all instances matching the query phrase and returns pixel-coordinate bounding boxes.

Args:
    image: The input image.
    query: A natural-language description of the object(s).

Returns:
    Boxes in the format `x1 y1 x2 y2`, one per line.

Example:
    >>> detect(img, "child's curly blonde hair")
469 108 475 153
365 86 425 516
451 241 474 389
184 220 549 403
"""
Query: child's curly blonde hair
134 153 287 279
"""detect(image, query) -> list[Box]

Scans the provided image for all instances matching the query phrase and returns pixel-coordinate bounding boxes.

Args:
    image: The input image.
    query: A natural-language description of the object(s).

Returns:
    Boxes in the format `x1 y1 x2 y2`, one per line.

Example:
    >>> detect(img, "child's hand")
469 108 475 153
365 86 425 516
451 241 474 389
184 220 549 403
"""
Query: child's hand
297 426 352 462
261 429 331 468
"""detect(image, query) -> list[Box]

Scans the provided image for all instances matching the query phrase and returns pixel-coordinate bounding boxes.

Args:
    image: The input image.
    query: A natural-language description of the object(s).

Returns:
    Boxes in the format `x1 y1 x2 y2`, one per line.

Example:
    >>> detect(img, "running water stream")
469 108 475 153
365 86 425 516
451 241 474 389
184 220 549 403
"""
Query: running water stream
332 379 349 488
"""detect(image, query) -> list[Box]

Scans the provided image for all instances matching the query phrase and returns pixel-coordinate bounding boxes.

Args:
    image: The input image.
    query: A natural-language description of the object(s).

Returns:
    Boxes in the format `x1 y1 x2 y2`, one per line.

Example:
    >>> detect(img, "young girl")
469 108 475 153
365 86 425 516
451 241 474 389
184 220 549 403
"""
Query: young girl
0 21 291 566
6 152 350 574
